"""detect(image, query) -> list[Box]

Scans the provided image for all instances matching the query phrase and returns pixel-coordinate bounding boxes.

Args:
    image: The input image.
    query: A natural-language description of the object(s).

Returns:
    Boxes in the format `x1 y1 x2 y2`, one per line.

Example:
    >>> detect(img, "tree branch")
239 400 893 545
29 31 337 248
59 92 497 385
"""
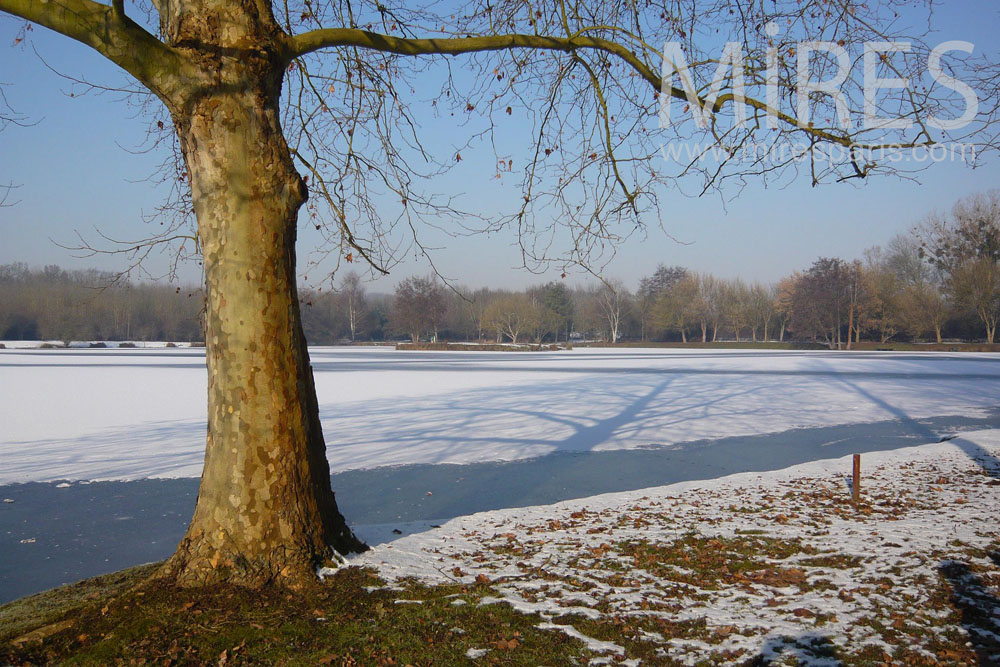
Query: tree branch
285 27 934 152
0 0 182 99
287 28 665 91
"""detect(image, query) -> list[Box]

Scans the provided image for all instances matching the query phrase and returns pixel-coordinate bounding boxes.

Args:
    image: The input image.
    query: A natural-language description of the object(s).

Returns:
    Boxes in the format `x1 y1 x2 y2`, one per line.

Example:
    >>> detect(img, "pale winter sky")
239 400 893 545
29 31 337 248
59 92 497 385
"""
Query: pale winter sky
0 2 999 292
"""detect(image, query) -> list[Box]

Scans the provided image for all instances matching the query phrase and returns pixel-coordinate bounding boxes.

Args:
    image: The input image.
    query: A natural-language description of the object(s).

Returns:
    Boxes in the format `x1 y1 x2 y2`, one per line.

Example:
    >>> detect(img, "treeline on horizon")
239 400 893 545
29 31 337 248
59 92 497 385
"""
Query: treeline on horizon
2 191 998 348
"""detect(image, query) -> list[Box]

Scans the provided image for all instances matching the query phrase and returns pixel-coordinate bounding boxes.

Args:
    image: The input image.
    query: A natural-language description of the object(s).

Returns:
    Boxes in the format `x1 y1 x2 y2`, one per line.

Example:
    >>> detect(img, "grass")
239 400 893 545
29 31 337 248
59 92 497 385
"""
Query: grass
616 534 813 591
1 565 593 666
0 563 161 643
2 545 996 665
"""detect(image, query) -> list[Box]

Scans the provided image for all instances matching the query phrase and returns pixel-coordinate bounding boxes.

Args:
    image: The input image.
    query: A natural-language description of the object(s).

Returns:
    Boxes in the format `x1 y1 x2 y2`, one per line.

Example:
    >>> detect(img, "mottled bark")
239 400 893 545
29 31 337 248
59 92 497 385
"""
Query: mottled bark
153 0 364 588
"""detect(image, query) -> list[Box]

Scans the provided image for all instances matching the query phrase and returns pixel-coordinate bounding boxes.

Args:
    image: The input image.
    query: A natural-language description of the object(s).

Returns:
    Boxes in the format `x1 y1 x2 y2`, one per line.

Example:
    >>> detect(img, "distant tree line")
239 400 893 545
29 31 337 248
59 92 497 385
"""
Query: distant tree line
381 191 1000 347
0 263 204 343
3 191 999 346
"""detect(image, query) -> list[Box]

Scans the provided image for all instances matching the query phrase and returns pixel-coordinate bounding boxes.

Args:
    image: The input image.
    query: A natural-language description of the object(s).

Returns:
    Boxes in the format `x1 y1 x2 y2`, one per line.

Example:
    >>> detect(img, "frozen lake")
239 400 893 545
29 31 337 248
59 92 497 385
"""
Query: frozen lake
3 346 1000 483
2 346 1000 603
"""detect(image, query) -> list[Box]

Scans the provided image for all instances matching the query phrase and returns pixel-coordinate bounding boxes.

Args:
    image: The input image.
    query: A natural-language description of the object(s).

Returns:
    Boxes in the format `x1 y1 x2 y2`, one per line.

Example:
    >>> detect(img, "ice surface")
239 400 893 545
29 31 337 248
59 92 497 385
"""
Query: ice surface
2 346 1000 483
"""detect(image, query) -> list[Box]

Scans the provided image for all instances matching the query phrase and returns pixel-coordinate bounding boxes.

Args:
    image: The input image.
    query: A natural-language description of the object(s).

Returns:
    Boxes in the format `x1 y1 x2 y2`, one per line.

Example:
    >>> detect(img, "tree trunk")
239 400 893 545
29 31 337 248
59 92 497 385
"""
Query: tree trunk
700 323 707 343
779 322 785 342
846 306 854 350
935 326 942 344
161 46 363 588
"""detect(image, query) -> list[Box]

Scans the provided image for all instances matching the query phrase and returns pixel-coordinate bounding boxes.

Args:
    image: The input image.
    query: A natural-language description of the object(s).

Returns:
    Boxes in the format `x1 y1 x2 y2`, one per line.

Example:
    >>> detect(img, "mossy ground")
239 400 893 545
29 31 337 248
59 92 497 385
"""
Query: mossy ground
3 540 996 666
1 565 591 666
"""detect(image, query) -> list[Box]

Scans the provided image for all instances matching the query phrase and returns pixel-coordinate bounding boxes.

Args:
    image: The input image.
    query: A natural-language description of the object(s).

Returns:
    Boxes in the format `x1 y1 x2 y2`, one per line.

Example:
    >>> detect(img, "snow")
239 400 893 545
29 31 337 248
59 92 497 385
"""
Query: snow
351 432 1000 664
2 346 1000 483
465 647 490 659
1 344 998 661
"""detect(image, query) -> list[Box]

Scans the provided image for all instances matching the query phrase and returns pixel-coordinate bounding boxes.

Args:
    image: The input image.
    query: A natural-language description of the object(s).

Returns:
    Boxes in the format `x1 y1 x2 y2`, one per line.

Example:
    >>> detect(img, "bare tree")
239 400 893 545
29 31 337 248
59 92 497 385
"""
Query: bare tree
4 0 999 588
884 233 947 342
597 279 630 344
337 271 365 342
886 234 937 286
746 282 775 342
524 287 560 343
485 293 534 343
791 258 851 349
843 260 866 349
772 277 795 343
688 273 713 343
901 281 950 343
653 273 700 342
718 278 750 342
703 274 724 342
921 192 1000 272
952 259 1000 343
637 265 687 341
862 247 904 344
463 288 493 342
392 276 445 343
541 282 574 343
920 191 1000 342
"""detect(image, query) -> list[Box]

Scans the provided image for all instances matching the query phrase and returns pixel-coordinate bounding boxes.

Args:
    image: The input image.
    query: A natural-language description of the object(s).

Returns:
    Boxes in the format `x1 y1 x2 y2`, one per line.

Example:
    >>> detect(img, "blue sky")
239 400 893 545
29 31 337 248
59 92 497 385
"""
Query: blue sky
1 3 999 292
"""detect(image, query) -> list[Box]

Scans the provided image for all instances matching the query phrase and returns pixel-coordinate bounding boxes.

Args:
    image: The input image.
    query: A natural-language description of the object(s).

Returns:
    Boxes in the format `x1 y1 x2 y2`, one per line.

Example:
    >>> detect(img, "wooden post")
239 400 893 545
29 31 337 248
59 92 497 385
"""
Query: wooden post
852 454 861 503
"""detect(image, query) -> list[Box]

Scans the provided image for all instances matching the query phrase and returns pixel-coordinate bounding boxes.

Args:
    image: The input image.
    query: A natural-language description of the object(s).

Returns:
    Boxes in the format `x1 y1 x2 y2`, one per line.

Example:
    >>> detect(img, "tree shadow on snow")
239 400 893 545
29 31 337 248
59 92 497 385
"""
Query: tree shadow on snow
742 633 841 665
947 437 1000 479
826 369 1000 478
6 410 997 605
330 410 1000 531
939 556 1000 665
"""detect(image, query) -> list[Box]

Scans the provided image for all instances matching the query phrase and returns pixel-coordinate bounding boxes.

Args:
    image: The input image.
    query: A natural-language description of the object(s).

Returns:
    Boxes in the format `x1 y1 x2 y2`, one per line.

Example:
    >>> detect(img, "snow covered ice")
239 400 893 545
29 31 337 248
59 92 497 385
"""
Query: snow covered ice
2 346 1000 484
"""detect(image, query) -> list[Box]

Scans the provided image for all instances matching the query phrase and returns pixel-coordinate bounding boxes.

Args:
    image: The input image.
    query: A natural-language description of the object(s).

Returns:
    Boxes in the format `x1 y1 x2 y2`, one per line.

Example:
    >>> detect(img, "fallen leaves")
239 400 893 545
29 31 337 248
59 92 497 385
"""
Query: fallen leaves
360 442 1000 665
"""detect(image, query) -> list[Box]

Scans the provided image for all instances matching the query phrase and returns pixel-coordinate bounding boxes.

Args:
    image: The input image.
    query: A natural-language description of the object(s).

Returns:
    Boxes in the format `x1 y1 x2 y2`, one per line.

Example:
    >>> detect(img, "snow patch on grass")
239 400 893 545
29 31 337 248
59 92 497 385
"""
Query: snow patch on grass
354 431 1000 663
